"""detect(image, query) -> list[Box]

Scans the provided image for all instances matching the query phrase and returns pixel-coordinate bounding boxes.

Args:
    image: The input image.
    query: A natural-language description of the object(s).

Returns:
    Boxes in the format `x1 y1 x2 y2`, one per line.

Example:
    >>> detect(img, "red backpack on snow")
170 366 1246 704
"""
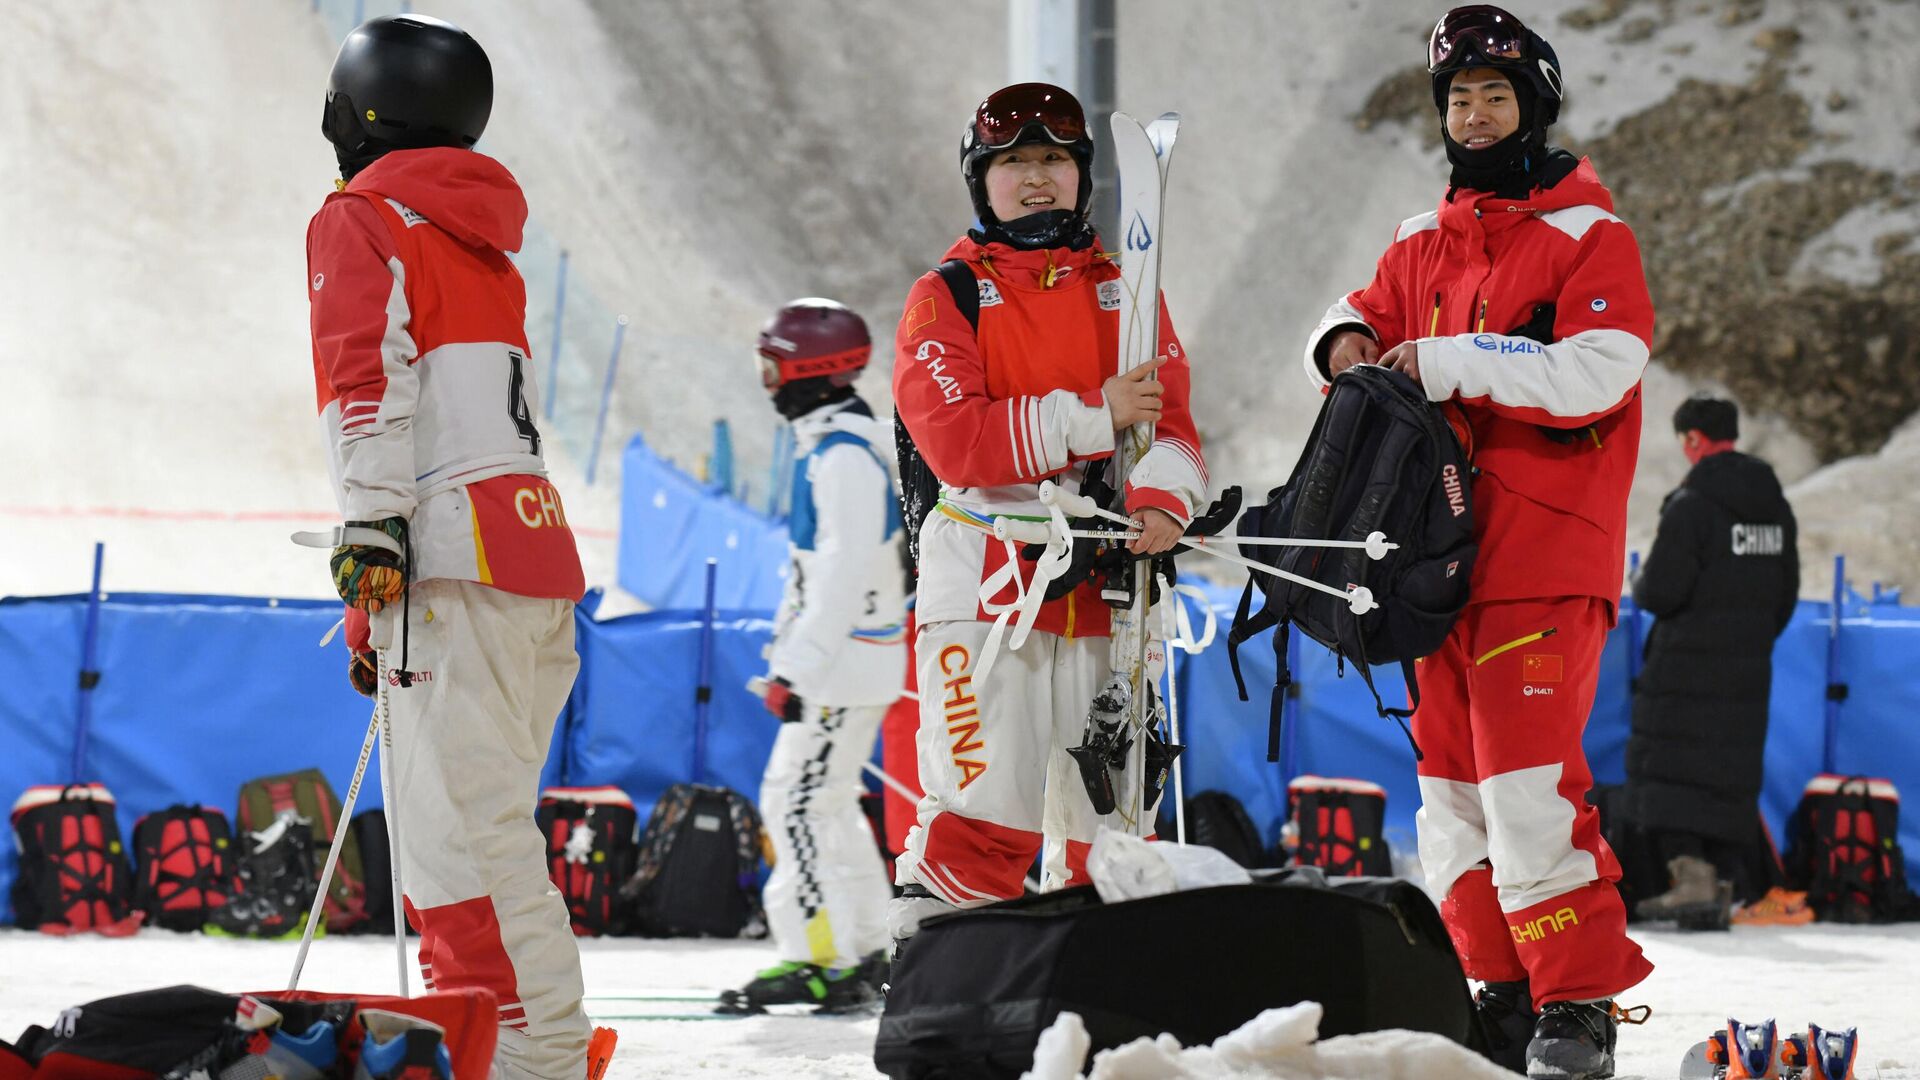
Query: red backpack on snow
8 784 142 936
131 805 233 932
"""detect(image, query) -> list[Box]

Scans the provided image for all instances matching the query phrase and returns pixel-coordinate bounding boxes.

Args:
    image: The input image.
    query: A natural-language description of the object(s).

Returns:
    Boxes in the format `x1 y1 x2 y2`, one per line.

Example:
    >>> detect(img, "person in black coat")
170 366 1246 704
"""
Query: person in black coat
1622 395 1799 921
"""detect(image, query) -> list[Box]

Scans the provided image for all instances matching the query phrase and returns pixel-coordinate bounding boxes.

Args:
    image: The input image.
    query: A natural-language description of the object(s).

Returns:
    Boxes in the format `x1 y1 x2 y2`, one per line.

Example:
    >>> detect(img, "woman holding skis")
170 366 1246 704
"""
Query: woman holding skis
890 82 1208 939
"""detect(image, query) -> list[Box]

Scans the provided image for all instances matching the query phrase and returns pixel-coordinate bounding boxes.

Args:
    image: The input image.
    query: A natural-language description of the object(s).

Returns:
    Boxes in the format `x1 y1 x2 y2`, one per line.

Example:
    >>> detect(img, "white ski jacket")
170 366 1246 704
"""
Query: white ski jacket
767 400 908 707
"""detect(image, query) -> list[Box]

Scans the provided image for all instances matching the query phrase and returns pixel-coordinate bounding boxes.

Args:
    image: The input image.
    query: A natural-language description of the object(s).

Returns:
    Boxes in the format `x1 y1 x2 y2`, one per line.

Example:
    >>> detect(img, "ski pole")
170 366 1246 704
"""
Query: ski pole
377 676 409 996
1031 483 1379 615
998 522 1398 561
288 699 380 991
1156 572 1186 845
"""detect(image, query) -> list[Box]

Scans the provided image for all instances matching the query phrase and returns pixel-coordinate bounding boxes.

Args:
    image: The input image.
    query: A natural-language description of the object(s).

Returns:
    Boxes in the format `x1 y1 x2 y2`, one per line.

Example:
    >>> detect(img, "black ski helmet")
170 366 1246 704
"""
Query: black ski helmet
322 14 492 173
1427 5 1563 126
960 83 1095 243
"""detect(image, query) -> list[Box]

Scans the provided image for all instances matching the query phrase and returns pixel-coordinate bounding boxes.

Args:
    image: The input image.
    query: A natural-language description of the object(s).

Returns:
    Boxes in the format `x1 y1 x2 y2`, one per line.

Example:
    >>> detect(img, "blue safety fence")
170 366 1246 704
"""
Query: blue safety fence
616 434 789 610
5 582 1917 924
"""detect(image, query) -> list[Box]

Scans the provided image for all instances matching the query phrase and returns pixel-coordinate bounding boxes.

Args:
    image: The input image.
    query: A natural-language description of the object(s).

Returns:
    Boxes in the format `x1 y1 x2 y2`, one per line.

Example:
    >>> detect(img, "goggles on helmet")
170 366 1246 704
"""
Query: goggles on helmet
754 345 869 391
1428 4 1533 72
969 82 1087 154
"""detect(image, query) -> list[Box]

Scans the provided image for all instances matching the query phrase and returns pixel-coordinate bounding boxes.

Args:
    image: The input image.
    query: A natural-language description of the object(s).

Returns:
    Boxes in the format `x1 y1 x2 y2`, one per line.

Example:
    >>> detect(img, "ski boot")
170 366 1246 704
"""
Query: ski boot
1636 854 1732 930
1525 999 1649 1079
1732 887 1815 927
1067 673 1134 815
161 996 348 1080
716 959 878 1015
353 1009 452 1080
1783 1024 1858 1080
1473 979 1537 1074
1708 1017 1783 1078
207 811 321 940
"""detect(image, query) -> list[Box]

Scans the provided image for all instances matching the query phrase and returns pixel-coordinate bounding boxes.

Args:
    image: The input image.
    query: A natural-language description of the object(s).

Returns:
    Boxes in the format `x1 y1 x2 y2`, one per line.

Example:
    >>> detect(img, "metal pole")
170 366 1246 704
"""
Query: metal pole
585 315 628 486
1823 554 1845 773
352 0 364 28
1624 550 1642 691
693 559 719 785
72 543 105 783
1082 0 1119 245
544 250 570 420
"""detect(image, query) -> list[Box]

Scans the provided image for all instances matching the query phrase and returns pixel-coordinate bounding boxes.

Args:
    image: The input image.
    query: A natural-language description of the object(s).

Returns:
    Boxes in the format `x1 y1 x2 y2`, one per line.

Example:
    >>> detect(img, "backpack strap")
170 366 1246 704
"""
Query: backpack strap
896 260 978 572
935 259 980 331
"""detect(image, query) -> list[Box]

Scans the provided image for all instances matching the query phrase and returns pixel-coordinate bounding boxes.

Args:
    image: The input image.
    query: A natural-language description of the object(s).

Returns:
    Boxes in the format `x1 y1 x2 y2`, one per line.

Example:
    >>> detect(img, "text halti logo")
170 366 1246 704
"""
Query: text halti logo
1472 334 1544 355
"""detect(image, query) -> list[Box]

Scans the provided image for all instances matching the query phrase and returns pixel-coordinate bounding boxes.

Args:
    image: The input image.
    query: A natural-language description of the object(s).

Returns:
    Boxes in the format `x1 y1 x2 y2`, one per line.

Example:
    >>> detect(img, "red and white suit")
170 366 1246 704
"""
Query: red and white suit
307 146 589 1079
893 234 1207 902
1304 156 1654 1008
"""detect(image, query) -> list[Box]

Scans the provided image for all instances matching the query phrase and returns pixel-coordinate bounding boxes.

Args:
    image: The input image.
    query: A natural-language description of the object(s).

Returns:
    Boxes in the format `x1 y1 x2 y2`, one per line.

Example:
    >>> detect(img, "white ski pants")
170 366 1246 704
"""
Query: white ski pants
373 579 590 1080
760 703 892 969
895 620 1151 904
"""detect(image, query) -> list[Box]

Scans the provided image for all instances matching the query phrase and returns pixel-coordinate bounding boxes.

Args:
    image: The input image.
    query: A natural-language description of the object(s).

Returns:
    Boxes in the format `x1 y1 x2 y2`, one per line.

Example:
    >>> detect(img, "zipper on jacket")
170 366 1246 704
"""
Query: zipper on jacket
1475 627 1558 667
1428 291 1442 337
1475 297 1489 333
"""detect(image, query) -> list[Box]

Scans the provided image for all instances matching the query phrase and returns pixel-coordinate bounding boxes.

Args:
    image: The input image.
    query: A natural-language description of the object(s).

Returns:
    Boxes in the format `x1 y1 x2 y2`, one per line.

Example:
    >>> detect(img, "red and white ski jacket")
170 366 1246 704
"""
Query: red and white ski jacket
895 234 1208 638
306 147 584 641
1302 157 1651 609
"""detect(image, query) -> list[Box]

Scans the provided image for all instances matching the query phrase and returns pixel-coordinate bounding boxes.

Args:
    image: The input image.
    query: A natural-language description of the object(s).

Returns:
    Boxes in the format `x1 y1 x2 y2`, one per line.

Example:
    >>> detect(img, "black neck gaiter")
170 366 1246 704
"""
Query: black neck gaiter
1441 77 1541 197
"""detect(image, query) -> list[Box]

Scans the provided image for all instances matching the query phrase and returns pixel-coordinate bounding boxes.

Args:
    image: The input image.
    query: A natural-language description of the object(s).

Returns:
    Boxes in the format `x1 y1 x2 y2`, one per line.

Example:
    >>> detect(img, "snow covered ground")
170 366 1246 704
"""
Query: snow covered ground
3 920 1917 1078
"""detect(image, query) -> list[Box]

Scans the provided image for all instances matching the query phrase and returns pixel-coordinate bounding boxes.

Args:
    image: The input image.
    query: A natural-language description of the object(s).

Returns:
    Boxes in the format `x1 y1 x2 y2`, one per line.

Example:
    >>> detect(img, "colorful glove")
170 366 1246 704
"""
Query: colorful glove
330 518 408 613
349 650 378 698
761 677 804 723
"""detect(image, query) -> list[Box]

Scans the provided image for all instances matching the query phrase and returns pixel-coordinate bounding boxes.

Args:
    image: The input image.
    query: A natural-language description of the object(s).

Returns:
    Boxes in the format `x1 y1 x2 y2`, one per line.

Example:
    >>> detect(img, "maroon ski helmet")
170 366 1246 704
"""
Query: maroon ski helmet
755 298 871 391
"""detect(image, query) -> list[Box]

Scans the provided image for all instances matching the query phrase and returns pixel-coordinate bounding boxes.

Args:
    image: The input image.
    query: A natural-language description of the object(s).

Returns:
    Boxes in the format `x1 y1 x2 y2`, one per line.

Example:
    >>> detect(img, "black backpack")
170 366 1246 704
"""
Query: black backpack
535 786 640 937
131 804 233 932
1162 790 1273 869
619 783 768 938
1288 776 1393 878
1784 774 1919 923
1227 365 1476 758
9 783 141 935
350 808 398 935
895 259 980 571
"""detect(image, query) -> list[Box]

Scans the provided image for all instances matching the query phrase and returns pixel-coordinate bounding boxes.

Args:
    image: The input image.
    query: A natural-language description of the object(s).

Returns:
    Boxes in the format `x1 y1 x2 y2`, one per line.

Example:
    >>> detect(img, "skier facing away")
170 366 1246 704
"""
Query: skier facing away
726 299 906 1012
306 15 595 1077
890 83 1208 937
1302 7 1653 1077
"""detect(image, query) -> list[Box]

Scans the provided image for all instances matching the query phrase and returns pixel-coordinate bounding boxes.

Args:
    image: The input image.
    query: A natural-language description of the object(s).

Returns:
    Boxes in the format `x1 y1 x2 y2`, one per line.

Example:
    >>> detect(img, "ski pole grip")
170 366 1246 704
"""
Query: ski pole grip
1039 482 1098 518
992 517 1052 545
291 526 404 557
1347 586 1378 616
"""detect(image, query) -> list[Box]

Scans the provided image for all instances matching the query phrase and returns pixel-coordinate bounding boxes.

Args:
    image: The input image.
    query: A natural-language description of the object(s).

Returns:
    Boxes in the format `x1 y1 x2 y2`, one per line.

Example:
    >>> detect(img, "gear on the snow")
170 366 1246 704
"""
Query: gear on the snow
8 784 141 936
620 783 769 938
322 14 492 180
960 82 1096 250
235 767 367 931
1634 853 1732 929
1524 999 1648 1080
757 298 872 419
536 786 640 937
207 809 322 940
1158 790 1273 869
1225 364 1476 756
1784 774 1920 923
1286 776 1393 878
131 804 233 932
1427 5 1565 194
1473 979 1538 1074
717 958 879 1015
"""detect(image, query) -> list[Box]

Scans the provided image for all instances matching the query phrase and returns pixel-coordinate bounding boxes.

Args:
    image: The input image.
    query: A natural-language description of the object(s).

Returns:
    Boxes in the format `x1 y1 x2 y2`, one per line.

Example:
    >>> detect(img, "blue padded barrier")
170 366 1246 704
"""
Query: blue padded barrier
617 435 788 610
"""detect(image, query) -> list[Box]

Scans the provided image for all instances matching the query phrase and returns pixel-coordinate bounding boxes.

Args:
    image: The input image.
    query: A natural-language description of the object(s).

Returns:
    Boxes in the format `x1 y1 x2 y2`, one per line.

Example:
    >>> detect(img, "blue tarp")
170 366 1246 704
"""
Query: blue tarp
616 435 788 610
3 585 1917 925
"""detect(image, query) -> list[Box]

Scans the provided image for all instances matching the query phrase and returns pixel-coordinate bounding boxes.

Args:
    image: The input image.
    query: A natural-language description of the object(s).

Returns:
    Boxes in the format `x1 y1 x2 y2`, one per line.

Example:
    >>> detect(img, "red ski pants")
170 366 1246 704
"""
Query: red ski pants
1412 596 1652 1010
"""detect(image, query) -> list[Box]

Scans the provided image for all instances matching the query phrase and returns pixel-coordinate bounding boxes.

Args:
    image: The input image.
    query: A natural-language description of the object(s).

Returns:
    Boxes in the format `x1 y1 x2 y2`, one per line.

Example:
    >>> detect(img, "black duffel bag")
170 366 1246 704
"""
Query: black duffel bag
874 869 1477 1079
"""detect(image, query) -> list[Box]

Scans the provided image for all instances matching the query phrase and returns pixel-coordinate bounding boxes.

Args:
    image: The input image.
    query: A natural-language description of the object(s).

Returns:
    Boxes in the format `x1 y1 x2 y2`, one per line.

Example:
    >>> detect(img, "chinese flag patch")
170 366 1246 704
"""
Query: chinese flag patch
903 296 937 336
1522 654 1563 683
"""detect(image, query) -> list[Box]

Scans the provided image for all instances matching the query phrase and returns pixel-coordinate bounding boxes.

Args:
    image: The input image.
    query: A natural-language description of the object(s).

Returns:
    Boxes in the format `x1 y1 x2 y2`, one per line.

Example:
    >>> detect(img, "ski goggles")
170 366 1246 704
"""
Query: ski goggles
754 345 869 390
970 82 1087 152
1428 4 1533 72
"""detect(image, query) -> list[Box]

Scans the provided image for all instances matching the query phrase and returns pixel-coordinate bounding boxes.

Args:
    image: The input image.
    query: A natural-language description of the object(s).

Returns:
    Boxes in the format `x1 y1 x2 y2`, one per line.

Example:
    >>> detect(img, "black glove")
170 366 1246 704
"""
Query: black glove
348 650 378 698
330 518 409 613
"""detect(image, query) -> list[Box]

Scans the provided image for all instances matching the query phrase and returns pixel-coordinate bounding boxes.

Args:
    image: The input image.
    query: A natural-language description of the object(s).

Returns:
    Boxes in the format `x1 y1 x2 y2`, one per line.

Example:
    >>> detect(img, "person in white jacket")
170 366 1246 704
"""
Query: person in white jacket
723 298 907 1013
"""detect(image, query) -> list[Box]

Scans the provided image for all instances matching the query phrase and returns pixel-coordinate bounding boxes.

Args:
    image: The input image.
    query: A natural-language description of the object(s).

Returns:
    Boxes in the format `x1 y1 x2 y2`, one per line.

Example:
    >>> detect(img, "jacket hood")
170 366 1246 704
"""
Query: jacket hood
347 147 527 253
942 233 1117 293
1683 450 1791 521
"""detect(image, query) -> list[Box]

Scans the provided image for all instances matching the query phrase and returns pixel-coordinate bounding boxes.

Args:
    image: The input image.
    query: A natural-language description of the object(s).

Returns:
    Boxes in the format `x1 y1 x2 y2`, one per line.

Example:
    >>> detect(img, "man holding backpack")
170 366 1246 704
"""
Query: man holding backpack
1303 7 1652 1078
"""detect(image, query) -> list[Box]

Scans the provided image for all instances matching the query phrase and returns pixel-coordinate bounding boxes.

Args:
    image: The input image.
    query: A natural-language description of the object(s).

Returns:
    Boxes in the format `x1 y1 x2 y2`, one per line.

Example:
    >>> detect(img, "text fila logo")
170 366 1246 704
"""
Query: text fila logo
1522 684 1554 696
915 340 962 404
977 278 1004 308
1442 463 1468 517
515 485 568 529
1471 334 1543 355
1097 280 1122 311
1731 523 1785 556
1510 907 1580 944
939 644 987 789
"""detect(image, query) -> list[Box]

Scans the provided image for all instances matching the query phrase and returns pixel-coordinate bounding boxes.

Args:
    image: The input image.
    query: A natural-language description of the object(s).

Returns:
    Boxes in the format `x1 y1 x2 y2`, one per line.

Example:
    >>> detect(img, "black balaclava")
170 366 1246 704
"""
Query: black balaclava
1441 71 1544 196
773 380 860 422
